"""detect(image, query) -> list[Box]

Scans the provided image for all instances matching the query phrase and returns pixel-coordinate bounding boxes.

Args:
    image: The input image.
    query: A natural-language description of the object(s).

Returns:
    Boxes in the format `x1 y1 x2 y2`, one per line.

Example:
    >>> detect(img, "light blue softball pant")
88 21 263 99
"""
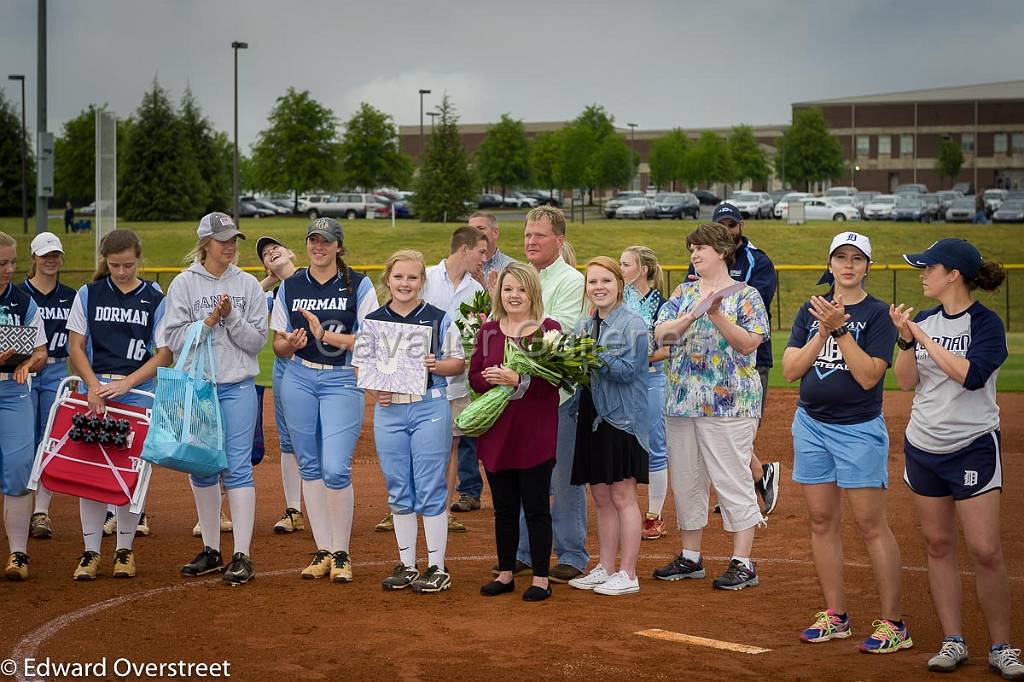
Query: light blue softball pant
647 367 668 473
280 359 364 490
0 378 35 496
90 375 156 410
191 378 257 490
272 356 293 453
373 389 451 517
31 361 68 449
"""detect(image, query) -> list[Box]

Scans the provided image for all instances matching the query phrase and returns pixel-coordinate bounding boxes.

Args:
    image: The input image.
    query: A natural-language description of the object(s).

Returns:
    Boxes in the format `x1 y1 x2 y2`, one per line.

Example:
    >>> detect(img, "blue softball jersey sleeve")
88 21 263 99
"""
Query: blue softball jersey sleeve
964 304 1008 390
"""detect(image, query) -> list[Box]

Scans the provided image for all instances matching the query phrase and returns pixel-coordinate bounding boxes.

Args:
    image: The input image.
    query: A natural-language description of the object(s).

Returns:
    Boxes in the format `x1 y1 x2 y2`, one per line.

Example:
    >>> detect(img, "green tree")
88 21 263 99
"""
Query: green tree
690 131 734 189
560 104 624 202
775 108 843 191
0 89 36 217
730 125 770 187
559 123 597 192
180 88 232 213
573 104 616 145
592 135 634 194
413 95 476 222
53 105 97 207
250 87 341 209
338 102 412 191
530 129 563 195
648 129 691 191
120 79 206 221
936 137 964 188
476 113 531 197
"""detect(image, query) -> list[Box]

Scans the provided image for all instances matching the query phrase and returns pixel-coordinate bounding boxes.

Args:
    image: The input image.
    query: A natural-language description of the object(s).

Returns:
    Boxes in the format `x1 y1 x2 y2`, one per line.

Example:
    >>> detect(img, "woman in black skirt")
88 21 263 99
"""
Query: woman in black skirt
568 256 651 596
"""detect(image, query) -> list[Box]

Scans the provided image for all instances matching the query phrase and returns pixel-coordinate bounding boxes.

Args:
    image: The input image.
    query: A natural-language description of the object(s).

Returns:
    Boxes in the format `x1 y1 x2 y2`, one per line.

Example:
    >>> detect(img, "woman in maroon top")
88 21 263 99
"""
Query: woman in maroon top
471 262 560 601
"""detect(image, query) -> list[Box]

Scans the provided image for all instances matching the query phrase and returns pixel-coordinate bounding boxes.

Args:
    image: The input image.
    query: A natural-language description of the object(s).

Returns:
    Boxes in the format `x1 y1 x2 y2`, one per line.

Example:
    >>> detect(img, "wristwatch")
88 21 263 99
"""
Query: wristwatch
830 326 849 339
896 336 915 350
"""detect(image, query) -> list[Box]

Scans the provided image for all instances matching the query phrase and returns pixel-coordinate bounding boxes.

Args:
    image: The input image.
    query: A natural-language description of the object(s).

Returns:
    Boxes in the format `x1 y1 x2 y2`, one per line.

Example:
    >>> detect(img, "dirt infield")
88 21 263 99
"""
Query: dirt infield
2 388 1021 681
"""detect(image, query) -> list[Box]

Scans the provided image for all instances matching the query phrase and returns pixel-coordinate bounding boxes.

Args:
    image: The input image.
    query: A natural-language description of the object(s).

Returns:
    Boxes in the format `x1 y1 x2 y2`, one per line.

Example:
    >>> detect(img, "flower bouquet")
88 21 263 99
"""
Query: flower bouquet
454 290 492 359
455 329 602 437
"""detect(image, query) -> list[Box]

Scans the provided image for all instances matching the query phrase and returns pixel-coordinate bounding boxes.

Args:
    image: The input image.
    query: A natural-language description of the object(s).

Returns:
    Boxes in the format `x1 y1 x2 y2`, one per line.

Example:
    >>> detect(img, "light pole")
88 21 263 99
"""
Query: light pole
8 75 27 234
418 88 431 163
231 41 248 225
627 122 638 191
426 110 439 133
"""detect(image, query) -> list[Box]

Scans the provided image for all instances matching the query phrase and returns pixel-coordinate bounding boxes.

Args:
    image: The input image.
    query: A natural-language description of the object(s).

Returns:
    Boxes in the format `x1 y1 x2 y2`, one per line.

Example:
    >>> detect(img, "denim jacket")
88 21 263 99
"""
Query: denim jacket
574 302 651 453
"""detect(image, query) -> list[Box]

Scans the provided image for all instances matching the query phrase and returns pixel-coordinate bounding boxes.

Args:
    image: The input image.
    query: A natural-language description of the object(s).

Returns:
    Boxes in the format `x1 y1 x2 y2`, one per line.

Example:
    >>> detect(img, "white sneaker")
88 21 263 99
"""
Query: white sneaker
593 570 640 596
928 639 968 672
568 564 610 590
989 646 1024 679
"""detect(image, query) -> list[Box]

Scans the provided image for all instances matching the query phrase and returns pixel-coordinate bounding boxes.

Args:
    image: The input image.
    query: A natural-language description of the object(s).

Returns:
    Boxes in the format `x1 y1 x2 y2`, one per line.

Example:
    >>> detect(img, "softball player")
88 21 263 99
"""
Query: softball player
21 233 76 540
892 239 1022 677
620 246 670 541
1 231 48 581
66 228 171 580
782 232 908 653
363 250 465 594
257 235 305 534
271 218 378 582
164 213 268 586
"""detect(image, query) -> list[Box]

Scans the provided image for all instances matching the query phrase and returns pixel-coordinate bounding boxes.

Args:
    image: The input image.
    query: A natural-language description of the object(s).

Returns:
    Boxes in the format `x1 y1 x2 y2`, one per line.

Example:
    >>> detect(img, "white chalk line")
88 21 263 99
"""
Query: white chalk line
635 629 772 654
8 552 1021 681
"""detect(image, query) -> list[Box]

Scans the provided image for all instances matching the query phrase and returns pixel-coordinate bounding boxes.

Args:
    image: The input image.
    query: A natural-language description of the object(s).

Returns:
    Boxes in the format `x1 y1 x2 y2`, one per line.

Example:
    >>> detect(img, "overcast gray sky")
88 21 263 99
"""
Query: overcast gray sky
2 0 1023 149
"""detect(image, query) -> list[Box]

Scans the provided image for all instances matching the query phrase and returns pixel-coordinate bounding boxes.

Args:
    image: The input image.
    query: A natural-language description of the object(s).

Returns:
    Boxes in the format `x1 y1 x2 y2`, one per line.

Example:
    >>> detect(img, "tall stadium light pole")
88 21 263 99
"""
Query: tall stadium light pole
628 122 638 191
35 0 47 234
427 110 439 133
231 41 248 225
8 75 27 234
418 88 431 162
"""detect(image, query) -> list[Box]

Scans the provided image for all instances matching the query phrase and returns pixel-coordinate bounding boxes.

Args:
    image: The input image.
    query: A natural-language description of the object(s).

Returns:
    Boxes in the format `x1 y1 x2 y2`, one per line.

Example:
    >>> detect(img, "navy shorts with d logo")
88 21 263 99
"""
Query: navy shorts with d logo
903 430 1002 501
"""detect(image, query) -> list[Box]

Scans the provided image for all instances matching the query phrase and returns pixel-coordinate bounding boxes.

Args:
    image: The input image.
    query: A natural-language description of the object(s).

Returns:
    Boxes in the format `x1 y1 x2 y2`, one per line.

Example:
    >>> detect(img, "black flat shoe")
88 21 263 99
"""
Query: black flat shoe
480 579 515 596
522 585 552 602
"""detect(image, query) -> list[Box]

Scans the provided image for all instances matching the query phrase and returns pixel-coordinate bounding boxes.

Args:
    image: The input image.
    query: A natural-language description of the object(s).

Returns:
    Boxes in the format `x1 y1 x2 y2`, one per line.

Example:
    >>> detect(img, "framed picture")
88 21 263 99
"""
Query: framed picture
353 318 432 395
0 324 37 368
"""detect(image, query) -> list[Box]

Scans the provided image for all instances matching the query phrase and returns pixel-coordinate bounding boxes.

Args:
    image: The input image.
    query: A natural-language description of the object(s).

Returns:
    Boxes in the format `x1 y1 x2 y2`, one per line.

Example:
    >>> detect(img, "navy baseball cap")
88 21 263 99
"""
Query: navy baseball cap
903 238 982 280
256 235 283 260
306 217 343 243
712 203 743 224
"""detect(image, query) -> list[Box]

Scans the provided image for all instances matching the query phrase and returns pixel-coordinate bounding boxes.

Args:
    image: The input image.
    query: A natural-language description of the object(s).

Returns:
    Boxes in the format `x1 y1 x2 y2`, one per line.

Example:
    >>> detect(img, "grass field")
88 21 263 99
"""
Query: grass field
3 214 1022 389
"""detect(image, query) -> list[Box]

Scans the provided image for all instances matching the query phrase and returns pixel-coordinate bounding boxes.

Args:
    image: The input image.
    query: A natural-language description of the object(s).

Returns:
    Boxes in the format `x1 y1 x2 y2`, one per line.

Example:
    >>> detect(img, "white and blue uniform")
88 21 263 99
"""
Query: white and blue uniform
0 282 47 496
267 287 293 456
624 284 668 474
21 279 75 447
787 294 897 488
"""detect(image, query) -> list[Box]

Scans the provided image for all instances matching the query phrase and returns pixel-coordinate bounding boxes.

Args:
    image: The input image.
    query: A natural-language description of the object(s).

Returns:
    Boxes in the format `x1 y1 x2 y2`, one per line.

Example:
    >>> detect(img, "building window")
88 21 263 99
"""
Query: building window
856 135 869 157
878 135 891 155
1013 133 1024 154
961 133 975 153
994 133 1008 154
900 134 914 155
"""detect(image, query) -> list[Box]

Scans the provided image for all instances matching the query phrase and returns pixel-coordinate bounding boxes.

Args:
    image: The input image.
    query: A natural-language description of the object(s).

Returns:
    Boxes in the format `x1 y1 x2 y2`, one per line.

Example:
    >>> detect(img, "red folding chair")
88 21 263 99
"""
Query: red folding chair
28 376 154 514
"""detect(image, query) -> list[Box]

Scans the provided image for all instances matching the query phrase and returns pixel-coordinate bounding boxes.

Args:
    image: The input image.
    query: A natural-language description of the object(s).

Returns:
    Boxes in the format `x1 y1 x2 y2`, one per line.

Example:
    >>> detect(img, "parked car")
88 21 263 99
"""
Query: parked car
935 191 962 213
692 189 720 205
305 192 381 220
773 192 814 218
505 192 539 209
783 198 861 222
891 197 931 222
615 197 659 220
242 197 290 215
824 186 858 198
79 201 96 216
477 193 504 209
239 201 276 219
724 192 773 219
769 188 793 205
952 182 974 195
945 197 977 222
520 190 561 207
372 193 414 218
894 183 928 195
863 194 899 220
654 193 700 219
992 199 1024 223
921 194 943 222
854 191 880 206
605 191 644 218
983 188 1008 216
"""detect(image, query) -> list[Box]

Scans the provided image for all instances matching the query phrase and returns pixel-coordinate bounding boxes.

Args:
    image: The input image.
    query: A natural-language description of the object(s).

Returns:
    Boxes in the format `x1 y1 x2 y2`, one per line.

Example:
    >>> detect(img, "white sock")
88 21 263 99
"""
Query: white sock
280 452 302 511
33 484 53 515
79 498 107 554
393 512 418 567
648 469 668 516
683 549 701 563
422 512 448 571
4 494 33 554
192 483 222 552
732 555 753 570
115 505 140 551
226 487 255 557
107 504 115 514
324 485 354 553
301 479 329 551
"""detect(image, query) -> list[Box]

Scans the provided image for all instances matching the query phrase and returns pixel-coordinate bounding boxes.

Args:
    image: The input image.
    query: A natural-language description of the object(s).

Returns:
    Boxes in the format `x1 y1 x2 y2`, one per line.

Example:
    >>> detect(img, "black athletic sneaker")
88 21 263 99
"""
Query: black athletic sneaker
223 552 254 585
382 563 419 590
180 546 224 576
712 559 759 590
653 552 706 581
410 565 451 594
757 462 781 515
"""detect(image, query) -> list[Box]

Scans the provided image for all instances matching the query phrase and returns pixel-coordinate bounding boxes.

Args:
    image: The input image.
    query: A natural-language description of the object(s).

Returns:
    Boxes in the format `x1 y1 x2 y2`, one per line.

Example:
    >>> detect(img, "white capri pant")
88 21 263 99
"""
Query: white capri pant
666 416 762 533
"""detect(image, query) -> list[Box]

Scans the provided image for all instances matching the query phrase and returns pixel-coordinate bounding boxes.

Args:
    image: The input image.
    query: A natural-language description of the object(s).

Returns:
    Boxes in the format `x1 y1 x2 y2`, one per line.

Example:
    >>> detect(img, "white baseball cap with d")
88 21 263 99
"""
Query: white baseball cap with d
30 232 65 256
818 231 872 285
197 212 246 241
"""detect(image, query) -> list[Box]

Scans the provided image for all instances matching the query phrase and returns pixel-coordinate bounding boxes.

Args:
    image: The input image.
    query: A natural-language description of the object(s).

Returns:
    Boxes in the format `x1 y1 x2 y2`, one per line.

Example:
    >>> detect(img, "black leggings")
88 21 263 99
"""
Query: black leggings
485 458 555 578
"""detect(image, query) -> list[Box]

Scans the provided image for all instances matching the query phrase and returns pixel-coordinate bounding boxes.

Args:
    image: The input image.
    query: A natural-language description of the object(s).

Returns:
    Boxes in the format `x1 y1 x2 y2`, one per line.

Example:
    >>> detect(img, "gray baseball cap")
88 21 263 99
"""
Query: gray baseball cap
306 217 343 243
197 212 246 241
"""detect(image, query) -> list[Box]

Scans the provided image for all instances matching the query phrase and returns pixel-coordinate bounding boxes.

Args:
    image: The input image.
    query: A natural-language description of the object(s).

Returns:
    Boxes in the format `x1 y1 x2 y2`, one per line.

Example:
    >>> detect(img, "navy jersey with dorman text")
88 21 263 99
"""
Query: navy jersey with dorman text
21 279 76 359
0 282 47 372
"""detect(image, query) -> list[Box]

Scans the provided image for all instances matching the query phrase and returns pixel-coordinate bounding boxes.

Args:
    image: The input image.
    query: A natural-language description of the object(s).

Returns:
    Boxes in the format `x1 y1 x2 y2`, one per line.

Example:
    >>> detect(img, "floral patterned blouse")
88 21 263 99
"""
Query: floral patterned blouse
655 281 769 418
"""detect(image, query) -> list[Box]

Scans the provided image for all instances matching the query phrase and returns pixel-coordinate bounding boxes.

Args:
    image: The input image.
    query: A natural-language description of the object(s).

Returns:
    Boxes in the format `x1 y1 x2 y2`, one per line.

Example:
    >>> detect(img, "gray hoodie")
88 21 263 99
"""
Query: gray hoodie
161 262 268 384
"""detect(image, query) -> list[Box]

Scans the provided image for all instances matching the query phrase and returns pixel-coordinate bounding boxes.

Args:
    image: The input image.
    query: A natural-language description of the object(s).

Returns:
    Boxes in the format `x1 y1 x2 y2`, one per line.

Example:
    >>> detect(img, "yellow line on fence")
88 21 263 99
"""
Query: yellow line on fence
634 629 772 654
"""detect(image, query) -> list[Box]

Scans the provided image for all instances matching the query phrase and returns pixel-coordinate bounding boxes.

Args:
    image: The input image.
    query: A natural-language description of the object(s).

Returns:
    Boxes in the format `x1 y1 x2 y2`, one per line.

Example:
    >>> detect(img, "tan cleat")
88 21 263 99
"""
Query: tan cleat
447 514 468 533
220 511 232 532
73 551 102 581
102 511 116 536
301 549 332 580
112 549 136 578
330 551 353 583
273 508 305 534
30 512 53 539
374 513 394 532
5 552 29 581
135 513 151 537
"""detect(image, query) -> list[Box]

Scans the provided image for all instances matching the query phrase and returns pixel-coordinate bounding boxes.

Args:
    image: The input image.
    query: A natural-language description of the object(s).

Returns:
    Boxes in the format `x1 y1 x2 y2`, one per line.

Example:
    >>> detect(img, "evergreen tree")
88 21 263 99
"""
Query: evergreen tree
53 105 97 207
180 88 232 213
120 79 206 221
936 137 964 188
774 108 843 191
530 130 563 196
338 102 412 191
413 95 476 222
730 125 770 187
476 113 531 197
0 89 36 217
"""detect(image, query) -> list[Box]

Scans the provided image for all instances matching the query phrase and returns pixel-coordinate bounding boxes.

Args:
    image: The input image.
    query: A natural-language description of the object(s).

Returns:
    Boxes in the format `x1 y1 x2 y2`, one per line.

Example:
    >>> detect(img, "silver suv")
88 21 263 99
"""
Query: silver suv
306 192 383 220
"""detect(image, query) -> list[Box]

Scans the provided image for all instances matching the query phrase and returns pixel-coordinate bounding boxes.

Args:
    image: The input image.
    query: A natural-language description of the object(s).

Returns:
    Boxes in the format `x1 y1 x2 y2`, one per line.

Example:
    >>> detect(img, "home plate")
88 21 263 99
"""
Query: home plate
635 629 772 654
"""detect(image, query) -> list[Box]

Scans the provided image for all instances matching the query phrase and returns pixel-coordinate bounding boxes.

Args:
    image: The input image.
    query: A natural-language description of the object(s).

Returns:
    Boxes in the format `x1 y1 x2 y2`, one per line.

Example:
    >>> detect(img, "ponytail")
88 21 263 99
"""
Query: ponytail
335 244 352 293
969 260 1006 292
624 245 664 292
